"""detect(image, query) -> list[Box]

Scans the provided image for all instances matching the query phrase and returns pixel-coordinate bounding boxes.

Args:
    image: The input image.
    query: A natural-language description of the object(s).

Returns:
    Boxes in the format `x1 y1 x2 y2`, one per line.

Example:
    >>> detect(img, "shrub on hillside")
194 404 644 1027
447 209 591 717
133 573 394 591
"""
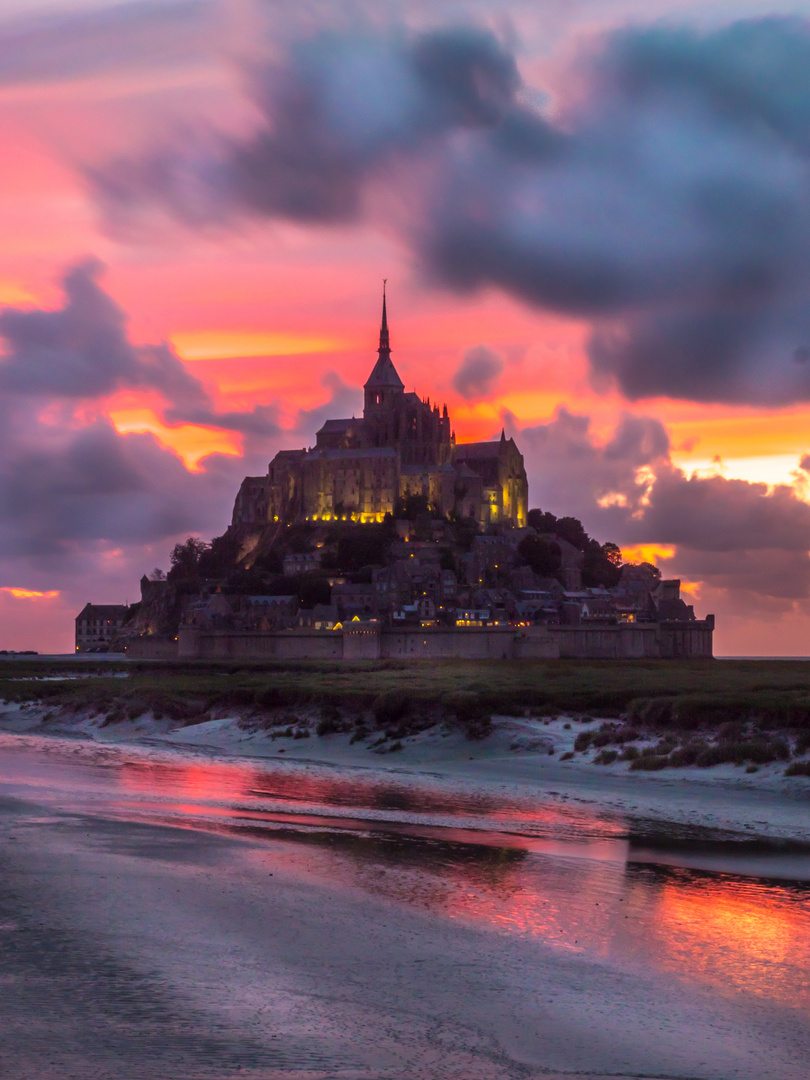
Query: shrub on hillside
442 690 492 740
574 730 594 752
630 754 669 771
372 691 410 728
593 749 618 765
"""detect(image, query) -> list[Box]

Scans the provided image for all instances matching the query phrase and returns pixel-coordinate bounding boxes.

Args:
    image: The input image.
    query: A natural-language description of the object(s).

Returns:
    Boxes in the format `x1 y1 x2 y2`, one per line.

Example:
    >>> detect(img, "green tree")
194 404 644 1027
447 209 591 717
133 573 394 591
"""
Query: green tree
554 516 589 551
603 542 623 567
582 539 623 588
168 537 209 581
527 508 558 534
517 535 562 577
197 532 241 578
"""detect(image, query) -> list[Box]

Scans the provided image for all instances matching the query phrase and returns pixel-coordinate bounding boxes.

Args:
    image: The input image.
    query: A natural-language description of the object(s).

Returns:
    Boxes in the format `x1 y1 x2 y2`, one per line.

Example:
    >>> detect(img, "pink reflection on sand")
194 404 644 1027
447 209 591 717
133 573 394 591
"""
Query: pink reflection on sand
114 758 624 839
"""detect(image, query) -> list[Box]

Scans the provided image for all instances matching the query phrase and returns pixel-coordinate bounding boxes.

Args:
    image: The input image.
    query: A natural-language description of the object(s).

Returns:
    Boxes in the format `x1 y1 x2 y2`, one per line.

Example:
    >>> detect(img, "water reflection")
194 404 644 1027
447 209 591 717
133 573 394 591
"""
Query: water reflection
3 736 810 1014
634 865 810 1006
139 810 810 1010
115 757 625 841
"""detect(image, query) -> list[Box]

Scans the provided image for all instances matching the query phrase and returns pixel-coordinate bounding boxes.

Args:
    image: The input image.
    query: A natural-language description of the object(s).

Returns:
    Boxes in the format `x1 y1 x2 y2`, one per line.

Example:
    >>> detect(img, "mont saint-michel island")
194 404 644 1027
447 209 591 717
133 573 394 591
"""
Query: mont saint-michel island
77 293 714 662
6 8 810 1079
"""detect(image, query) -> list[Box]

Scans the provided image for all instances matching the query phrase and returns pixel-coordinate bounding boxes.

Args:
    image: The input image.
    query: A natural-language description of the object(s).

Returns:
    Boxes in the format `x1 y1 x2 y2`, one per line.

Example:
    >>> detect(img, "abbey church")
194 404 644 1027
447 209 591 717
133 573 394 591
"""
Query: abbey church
232 293 529 530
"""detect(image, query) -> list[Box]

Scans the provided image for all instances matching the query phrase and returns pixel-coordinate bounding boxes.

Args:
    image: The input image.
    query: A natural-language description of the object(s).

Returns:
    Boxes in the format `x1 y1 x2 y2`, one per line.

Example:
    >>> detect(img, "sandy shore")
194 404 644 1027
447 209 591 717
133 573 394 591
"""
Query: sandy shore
3 701 810 844
2 728 810 1080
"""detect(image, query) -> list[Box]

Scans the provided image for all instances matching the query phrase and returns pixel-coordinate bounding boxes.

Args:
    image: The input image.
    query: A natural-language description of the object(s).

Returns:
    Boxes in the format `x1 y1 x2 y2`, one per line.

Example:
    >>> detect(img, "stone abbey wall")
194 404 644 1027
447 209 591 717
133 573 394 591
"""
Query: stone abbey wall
174 619 714 661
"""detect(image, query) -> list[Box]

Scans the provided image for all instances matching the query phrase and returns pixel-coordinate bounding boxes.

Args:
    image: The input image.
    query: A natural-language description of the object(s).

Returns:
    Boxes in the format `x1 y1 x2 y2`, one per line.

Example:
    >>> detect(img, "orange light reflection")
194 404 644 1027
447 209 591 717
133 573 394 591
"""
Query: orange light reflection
647 872 810 1006
111 759 810 1010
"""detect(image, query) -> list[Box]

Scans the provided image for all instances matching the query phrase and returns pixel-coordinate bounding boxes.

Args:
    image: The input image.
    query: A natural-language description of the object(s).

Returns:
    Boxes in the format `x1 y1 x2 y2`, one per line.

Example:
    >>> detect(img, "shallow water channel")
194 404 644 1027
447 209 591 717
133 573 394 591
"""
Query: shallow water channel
2 734 810 1078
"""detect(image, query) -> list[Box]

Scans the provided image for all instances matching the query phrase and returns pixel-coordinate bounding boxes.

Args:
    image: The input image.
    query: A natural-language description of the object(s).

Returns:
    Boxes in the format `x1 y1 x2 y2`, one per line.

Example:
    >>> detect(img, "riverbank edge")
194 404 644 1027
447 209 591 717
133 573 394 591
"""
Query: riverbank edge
3 702 810 845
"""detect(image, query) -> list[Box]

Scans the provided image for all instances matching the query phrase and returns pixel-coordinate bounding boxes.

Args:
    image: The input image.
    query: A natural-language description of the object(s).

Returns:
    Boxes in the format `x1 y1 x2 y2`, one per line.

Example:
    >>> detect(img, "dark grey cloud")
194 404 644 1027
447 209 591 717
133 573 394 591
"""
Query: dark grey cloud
514 406 810 607
426 17 810 405
0 261 287 573
0 260 208 405
0 260 281 439
452 345 504 400
514 407 670 530
639 467 810 554
294 371 362 441
91 23 520 225
0 414 219 558
0 384 284 569
0 1 214 88
92 15 810 407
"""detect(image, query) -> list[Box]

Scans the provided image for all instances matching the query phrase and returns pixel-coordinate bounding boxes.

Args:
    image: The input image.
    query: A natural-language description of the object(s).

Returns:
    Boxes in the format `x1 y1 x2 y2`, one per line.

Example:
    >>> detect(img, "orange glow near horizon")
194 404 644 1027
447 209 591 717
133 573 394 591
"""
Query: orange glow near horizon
0 587 60 599
621 544 676 566
109 405 243 470
171 330 355 361
679 581 703 598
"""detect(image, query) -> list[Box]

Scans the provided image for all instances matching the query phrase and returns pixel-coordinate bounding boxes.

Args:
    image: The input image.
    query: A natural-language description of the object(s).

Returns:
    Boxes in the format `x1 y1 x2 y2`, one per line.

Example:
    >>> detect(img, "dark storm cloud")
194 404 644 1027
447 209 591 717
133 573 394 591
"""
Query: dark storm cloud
452 346 504 400
516 407 810 605
426 17 810 405
0 262 287 564
0 415 217 558
0 261 281 438
294 371 362 439
93 15 810 407
91 24 520 225
0 1 213 87
639 467 810 554
0 260 207 405
515 407 670 527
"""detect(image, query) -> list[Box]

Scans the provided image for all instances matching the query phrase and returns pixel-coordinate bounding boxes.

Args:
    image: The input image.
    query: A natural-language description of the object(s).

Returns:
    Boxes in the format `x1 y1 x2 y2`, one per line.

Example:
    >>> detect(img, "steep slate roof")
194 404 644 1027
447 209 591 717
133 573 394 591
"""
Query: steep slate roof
317 418 355 434
365 353 405 389
75 603 128 621
454 441 502 459
311 447 396 461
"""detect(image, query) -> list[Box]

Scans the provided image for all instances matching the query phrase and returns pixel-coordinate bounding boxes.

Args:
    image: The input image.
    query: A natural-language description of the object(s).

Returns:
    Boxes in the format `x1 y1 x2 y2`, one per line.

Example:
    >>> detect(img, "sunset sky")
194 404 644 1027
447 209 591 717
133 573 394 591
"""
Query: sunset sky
4 0 810 653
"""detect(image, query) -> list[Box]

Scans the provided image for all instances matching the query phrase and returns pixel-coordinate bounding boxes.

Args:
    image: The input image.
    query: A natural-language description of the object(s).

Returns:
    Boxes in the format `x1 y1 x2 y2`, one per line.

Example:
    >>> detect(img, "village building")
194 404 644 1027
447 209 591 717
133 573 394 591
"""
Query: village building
75 603 129 652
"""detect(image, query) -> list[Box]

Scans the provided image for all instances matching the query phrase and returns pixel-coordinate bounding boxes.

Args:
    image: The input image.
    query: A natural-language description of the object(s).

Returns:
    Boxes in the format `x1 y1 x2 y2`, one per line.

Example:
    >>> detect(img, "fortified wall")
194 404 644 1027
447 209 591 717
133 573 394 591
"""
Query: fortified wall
175 617 714 662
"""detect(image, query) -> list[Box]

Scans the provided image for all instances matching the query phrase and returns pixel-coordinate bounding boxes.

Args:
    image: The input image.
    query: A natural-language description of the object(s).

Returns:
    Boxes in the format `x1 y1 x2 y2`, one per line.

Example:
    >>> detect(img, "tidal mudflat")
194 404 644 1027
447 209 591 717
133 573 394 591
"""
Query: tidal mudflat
1 730 809 1080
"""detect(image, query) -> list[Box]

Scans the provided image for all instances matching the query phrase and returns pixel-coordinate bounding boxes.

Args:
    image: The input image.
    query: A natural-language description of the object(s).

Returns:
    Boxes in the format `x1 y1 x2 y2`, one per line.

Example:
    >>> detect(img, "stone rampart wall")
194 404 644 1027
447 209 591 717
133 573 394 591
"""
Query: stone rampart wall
124 636 179 659
172 620 713 661
382 627 557 660
177 626 343 660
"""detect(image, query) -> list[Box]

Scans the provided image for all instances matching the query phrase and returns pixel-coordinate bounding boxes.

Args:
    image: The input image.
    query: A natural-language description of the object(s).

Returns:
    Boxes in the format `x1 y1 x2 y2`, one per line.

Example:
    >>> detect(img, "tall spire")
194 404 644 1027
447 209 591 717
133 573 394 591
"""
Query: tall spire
365 279 404 394
379 278 390 356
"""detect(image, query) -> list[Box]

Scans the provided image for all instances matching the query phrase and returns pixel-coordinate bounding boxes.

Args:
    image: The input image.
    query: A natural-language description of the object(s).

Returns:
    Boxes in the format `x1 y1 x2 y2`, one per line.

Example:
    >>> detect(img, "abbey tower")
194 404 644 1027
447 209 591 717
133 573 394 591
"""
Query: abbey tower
232 291 528 530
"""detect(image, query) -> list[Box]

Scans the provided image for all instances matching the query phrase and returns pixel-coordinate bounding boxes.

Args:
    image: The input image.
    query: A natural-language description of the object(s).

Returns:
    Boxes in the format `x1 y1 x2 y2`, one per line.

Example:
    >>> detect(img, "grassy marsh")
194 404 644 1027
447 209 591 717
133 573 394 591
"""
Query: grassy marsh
5 659 810 771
